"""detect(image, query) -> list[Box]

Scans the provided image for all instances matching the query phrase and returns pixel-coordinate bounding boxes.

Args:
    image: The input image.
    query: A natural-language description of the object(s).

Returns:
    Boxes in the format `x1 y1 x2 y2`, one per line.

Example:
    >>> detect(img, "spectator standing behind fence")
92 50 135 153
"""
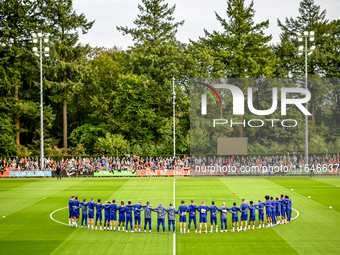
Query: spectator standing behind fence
56 163 62 180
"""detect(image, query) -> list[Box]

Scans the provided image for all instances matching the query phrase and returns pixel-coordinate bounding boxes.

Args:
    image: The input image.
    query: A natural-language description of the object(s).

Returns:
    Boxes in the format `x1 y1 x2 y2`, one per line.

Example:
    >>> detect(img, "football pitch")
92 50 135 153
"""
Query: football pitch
0 177 339 255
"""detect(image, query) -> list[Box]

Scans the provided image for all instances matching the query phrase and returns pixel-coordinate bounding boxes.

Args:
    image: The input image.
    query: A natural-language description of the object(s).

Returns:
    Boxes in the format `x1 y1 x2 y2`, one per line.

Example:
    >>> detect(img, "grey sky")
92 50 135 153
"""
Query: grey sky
73 0 340 49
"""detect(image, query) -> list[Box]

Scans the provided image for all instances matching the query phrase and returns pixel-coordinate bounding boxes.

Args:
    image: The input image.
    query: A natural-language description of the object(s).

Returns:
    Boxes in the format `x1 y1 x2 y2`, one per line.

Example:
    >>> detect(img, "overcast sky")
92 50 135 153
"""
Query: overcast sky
73 0 340 50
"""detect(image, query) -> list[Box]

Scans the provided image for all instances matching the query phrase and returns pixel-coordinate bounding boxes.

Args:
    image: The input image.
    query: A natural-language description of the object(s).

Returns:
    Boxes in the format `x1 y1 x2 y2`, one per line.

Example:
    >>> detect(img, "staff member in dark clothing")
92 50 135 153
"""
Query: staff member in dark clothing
56 164 62 180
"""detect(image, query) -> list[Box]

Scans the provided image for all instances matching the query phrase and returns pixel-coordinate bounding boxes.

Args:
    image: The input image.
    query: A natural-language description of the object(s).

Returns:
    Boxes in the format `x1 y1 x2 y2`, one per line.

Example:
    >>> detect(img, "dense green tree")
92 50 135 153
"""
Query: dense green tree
322 21 340 134
1 0 340 157
117 0 189 153
192 0 277 137
276 0 336 121
40 0 94 154
197 0 276 78
83 47 126 124
270 0 340 151
0 0 55 155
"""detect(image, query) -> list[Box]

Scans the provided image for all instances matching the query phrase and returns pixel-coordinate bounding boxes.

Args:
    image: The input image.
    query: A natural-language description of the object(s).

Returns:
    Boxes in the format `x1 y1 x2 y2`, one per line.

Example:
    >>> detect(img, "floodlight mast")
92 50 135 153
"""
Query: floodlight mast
296 31 315 172
31 33 50 171
173 77 176 158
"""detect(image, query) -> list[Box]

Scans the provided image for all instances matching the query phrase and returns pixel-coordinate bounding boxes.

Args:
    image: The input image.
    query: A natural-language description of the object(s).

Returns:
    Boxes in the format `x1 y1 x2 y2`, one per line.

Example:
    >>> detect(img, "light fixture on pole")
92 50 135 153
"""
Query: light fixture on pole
32 32 50 171
172 77 176 158
296 31 315 172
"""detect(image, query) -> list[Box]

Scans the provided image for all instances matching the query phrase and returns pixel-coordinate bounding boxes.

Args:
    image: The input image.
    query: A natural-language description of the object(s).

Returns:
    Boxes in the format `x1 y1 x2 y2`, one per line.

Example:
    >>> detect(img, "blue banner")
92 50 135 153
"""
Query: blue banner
10 171 52 177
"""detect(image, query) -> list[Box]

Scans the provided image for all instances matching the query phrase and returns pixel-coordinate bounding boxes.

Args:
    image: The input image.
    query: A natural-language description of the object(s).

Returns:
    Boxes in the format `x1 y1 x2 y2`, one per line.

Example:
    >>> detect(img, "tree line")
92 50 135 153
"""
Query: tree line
0 0 339 157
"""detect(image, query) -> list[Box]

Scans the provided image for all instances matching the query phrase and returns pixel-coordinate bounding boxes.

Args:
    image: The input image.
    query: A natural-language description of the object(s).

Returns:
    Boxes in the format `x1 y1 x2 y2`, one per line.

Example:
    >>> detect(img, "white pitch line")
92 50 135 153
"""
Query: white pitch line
3 184 339 191
50 207 69 226
291 208 300 221
119 198 242 201
3 185 337 190
173 178 176 255
219 178 301 222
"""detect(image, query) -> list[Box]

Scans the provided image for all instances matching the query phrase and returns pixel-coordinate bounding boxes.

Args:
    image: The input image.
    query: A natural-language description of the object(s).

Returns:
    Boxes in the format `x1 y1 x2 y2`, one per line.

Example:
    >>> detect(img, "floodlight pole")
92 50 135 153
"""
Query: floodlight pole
304 35 308 170
40 37 44 171
173 77 176 158
298 31 314 170
32 33 49 171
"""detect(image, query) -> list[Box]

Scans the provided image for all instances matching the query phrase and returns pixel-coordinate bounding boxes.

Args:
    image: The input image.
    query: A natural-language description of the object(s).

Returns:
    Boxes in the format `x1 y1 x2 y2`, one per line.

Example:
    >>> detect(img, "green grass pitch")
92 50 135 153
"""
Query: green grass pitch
0 177 339 254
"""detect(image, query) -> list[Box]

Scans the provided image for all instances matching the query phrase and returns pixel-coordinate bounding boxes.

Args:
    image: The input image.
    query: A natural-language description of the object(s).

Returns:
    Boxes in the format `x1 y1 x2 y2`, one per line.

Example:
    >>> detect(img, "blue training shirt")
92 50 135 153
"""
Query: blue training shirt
239 202 250 214
88 201 96 213
275 201 280 212
271 200 277 211
73 200 81 212
118 205 125 215
279 198 286 210
197 205 210 217
110 203 118 214
125 205 135 217
209 205 219 218
103 204 111 217
133 204 145 217
69 199 74 212
255 203 264 214
230 206 240 216
188 204 198 216
249 205 256 217
264 200 272 212
178 205 188 216
95 203 104 214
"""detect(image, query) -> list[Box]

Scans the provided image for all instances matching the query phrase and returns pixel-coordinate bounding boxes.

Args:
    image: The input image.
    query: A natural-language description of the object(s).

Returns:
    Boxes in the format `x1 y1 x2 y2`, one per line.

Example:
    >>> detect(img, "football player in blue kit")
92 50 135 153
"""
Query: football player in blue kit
264 195 273 227
255 199 265 229
239 199 250 231
270 197 277 226
110 199 118 231
177 200 188 233
279 194 287 224
103 201 111 230
209 201 220 233
72 196 82 228
117 201 126 231
133 202 146 232
248 201 256 230
197 201 210 234
95 199 104 230
125 201 135 232
88 198 97 229
230 202 241 232
275 197 281 225
187 200 198 233
68 195 75 226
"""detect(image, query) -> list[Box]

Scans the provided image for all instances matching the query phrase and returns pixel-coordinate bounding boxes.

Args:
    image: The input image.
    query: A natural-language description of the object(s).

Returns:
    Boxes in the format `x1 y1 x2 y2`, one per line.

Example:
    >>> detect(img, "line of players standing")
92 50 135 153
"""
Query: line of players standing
68 195 292 233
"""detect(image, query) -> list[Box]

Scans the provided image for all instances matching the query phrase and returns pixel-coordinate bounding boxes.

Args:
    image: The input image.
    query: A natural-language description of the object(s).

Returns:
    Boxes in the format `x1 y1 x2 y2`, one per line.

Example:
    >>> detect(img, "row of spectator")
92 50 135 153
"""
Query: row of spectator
0 153 339 172
192 153 340 169
0 155 190 172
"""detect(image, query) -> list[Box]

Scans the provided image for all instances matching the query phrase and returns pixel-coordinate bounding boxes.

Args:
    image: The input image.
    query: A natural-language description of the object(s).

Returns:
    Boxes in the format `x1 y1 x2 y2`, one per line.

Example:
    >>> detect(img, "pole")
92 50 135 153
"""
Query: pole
305 35 308 170
40 37 44 171
173 77 176 158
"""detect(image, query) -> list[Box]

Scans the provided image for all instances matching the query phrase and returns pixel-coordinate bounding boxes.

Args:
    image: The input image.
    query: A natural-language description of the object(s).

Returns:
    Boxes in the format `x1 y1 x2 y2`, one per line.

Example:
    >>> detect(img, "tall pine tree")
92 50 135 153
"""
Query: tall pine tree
0 0 55 155
276 0 336 121
116 0 189 150
195 0 277 137
39 0 94 154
